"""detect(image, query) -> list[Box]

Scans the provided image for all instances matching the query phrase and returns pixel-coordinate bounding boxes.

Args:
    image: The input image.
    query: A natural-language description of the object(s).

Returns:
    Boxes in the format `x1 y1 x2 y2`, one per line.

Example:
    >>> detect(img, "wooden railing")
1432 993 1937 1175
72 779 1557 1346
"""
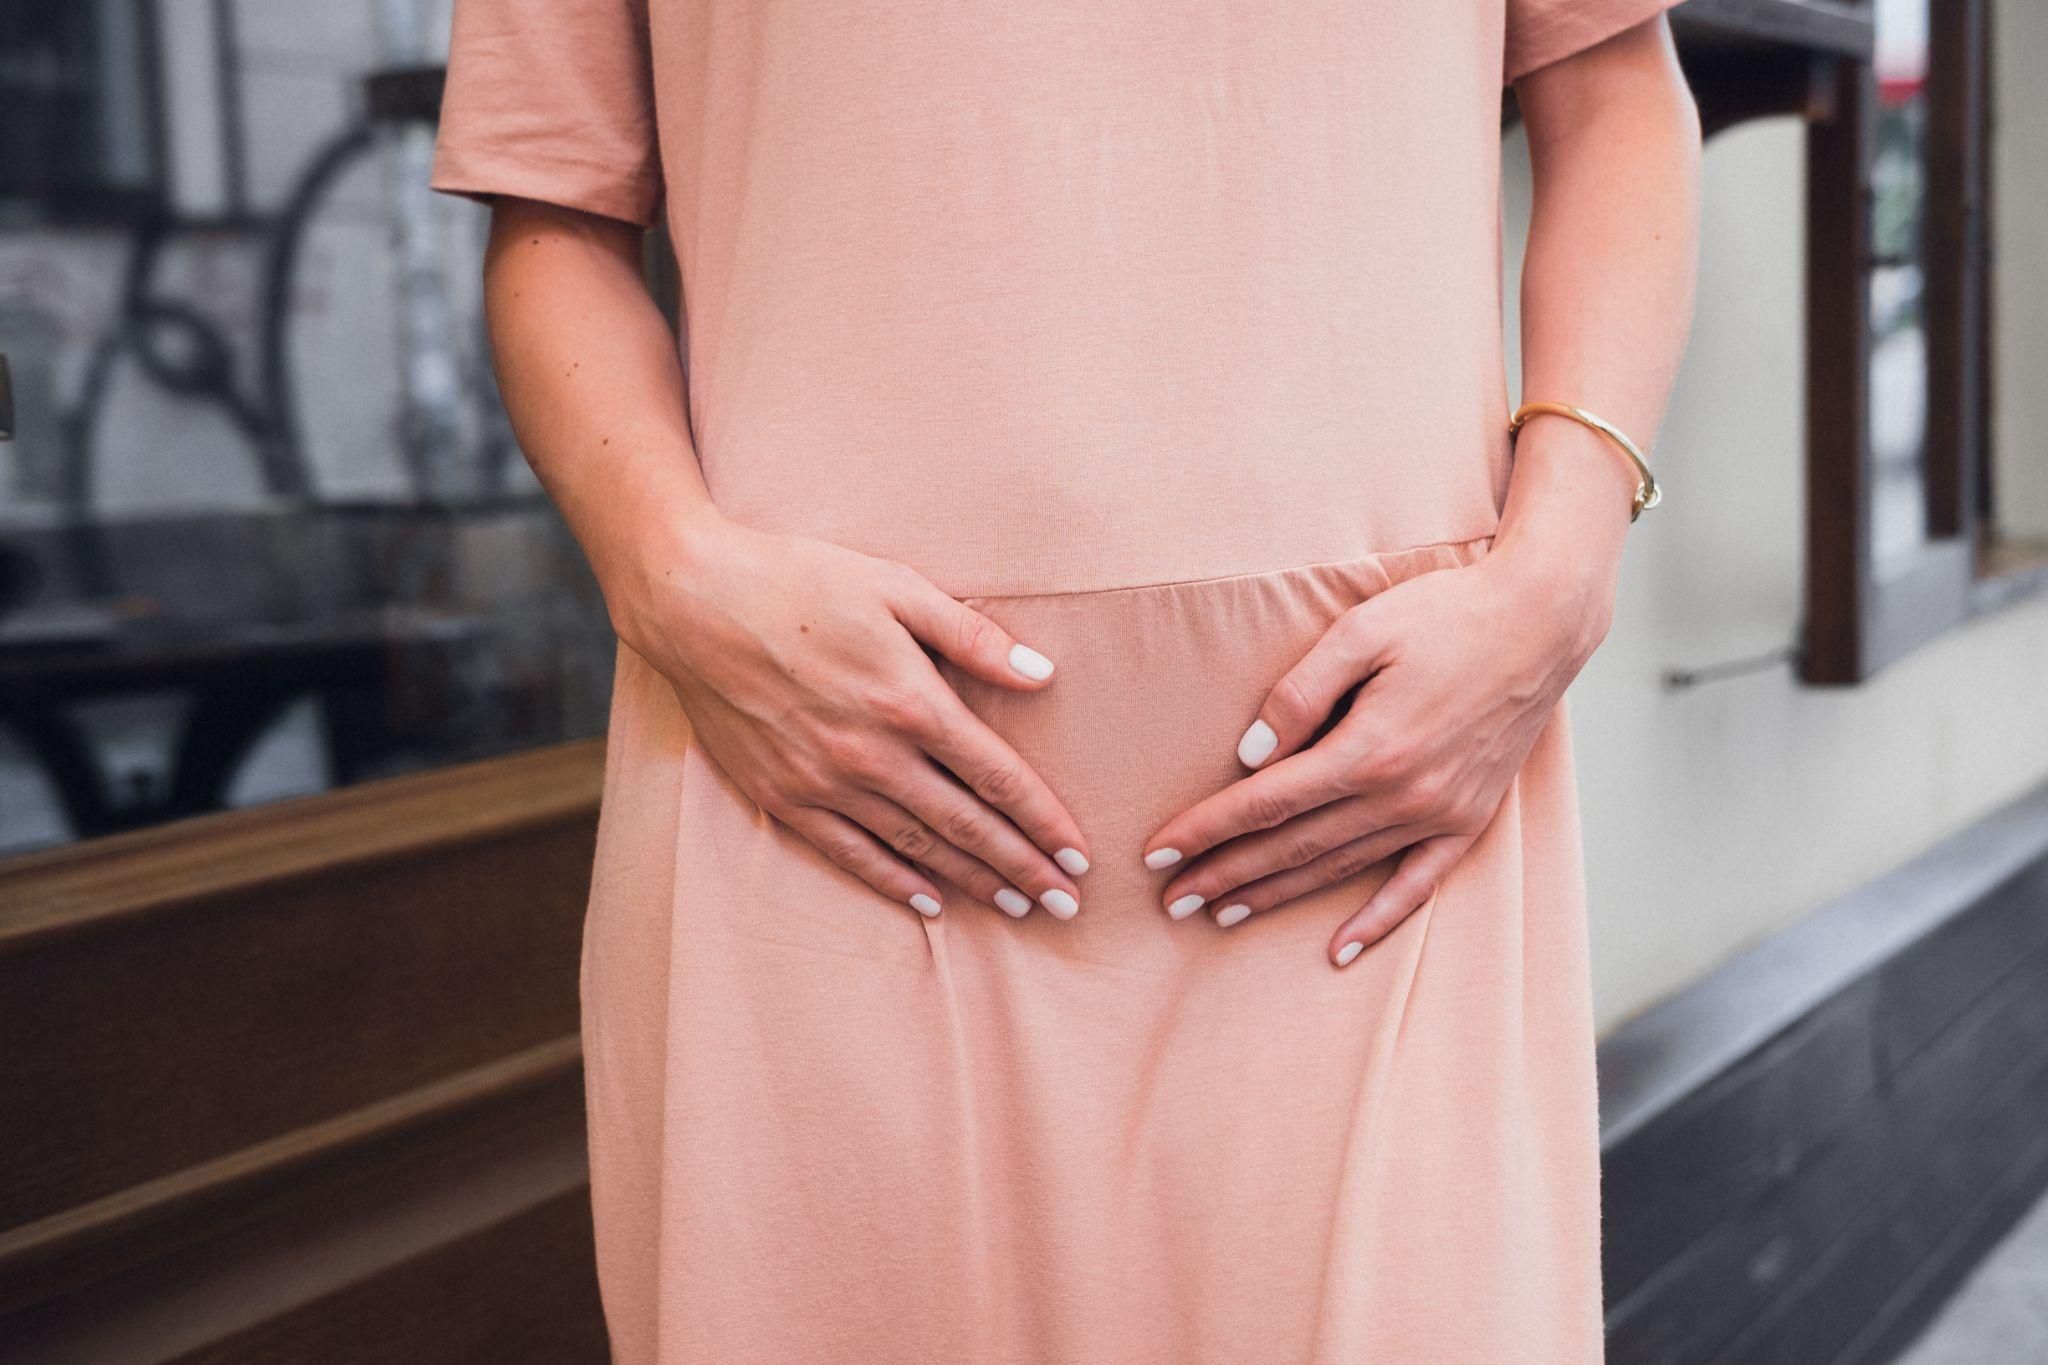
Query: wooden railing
0 742 609 1363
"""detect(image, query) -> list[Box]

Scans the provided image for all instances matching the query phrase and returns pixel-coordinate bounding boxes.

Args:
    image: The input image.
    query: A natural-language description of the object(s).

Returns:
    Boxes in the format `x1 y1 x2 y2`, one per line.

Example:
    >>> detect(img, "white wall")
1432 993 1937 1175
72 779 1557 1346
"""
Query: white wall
1503 80 2048 1032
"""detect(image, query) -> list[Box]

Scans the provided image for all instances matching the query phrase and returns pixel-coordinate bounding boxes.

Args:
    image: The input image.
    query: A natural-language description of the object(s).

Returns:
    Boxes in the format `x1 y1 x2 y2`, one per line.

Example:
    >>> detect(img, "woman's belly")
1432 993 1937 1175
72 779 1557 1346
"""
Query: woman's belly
612 534 1495 973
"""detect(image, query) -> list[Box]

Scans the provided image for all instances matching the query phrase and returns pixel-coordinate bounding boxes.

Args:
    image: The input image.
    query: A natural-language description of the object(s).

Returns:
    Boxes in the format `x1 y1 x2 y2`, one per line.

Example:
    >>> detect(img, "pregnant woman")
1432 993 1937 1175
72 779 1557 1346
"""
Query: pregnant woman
433 1 1700 1359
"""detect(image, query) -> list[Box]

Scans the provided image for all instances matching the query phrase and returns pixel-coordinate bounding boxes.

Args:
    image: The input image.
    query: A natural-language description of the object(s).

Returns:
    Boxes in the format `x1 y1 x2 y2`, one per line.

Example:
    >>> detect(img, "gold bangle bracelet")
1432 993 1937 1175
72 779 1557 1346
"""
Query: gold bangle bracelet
1508 400 1662 523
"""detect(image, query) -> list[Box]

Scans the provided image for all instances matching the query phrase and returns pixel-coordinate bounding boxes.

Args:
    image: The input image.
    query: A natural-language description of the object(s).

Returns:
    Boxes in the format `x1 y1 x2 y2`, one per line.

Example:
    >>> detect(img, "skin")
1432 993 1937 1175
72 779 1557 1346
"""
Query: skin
1145 15 1703 964
479 13 1699 955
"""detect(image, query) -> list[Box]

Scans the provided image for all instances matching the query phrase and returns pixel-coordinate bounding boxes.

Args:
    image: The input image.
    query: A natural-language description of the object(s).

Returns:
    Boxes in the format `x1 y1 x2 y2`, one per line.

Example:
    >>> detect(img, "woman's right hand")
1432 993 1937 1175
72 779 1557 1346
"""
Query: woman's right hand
604 507 1089 921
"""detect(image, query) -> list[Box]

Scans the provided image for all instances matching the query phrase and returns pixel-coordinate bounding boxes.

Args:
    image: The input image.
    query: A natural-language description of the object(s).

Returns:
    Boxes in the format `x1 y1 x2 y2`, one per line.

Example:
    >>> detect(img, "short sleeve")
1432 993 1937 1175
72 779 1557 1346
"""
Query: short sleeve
430 0 663 229
1503 0 1684 86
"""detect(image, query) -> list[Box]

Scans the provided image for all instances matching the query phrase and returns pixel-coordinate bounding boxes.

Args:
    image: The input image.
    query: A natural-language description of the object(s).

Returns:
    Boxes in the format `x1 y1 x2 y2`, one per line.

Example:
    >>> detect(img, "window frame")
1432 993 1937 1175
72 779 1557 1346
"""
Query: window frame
0 0 172 226
1802 0 2047 685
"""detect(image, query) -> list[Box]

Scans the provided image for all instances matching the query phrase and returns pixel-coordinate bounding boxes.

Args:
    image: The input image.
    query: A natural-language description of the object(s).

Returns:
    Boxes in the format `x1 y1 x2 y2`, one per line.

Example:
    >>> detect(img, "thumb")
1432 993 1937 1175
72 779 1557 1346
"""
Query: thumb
890 570 1057 691
1237 599 1392 768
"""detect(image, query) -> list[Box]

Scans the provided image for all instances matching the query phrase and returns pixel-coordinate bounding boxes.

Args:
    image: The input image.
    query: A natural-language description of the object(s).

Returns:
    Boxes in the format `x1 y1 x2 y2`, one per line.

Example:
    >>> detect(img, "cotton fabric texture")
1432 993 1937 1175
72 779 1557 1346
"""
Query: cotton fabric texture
434 2 1681 1360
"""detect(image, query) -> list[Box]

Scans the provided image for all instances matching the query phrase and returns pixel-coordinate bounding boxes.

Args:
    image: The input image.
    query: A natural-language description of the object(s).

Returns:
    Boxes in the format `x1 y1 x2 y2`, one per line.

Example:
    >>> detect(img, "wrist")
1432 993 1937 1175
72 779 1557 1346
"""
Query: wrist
594 499 736 653
1484 527 1622 668
1488 417 1636 657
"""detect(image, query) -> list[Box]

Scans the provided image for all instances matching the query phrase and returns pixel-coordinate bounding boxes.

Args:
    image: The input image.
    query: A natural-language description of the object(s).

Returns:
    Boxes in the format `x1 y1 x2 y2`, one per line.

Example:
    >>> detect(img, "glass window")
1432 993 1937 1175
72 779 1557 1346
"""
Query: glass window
1868 0 1933 580
0 0 612 857
0 0 163 224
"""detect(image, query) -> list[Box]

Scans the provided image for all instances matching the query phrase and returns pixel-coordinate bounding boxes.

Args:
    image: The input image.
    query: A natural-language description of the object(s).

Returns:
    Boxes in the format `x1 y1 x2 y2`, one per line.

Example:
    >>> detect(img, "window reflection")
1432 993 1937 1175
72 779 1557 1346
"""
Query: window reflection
0 1 612 857
1869 0 1933 578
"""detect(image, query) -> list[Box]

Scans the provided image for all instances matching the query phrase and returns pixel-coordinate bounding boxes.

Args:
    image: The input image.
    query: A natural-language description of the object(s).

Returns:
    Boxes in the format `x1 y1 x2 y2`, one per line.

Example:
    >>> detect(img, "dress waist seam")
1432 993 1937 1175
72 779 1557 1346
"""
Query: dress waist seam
956 530 1498 605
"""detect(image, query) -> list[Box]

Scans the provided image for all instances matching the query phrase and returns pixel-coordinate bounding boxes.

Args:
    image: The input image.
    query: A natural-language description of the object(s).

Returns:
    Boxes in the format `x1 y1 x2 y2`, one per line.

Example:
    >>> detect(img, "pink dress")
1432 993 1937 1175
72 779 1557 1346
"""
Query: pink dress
434 2 1678 1359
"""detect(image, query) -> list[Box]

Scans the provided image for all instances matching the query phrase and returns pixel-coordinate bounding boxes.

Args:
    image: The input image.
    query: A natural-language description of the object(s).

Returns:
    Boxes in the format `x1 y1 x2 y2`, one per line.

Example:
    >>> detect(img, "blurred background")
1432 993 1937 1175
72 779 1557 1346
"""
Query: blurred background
0 0 611 860
0 1 2044 1362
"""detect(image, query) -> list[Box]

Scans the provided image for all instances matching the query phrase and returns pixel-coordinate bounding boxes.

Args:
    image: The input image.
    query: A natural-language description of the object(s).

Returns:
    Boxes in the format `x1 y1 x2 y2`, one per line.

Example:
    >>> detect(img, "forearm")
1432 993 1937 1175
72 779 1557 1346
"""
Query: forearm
1492 18 1703 652
481 198 716 639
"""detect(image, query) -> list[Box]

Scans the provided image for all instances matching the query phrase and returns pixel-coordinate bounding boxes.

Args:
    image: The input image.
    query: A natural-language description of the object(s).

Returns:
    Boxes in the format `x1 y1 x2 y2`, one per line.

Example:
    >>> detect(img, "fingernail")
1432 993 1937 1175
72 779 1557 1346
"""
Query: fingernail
1335 940 1364 966
995 887 1033 917
1144 847 1182 871
1055 847 1090 876
1041 889 1079 919
1008 644 1055 681
1168 893 1206 920
910 893 942 918
1215 903 1252 928
1237 720 1278 768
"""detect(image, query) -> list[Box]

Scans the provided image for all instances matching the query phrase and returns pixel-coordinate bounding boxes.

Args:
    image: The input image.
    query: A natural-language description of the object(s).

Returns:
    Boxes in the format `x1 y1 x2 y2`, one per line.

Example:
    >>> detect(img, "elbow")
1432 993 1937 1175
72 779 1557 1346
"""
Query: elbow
1521 15 1701 165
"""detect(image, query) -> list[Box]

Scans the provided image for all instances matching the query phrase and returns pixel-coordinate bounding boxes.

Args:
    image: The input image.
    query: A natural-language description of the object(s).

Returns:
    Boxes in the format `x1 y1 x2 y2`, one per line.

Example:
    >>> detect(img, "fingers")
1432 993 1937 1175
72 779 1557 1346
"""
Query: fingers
1142 748 1358 874
1234 600 1393 770
1144 600 1405 871
1194 823 1424 931
835 791 1047 918
1155 795 1384 918
918 692 1090 877
770 563 1091 921
890 569 1058 691
1329 835 1472 966
874 566 1088 875
781 805 946 918
784 775 1077 922
886 764 1083 918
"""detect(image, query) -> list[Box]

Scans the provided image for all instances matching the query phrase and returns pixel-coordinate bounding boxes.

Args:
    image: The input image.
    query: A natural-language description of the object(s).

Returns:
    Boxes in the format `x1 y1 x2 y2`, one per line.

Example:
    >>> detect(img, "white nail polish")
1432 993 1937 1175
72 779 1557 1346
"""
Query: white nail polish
1335 940 1364 966
995 887 1033 917
1144 848 1182 871
910 893 942 918
1237 720 1278 768
1055 847 1090 876
1008 643 1055 681
1168 893 1206 921
1215 903 1252 928
1041 889 1079 919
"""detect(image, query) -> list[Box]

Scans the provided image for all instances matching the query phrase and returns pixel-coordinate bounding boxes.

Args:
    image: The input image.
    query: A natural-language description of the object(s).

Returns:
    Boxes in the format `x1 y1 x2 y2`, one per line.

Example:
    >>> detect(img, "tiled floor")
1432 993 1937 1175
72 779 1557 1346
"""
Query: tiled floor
1894 1192 2048 1363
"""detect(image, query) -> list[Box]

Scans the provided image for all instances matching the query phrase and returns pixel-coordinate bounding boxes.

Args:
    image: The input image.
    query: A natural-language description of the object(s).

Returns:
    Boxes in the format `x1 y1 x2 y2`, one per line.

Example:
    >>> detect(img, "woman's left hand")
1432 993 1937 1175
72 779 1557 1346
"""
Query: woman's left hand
1142 544 1616 967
